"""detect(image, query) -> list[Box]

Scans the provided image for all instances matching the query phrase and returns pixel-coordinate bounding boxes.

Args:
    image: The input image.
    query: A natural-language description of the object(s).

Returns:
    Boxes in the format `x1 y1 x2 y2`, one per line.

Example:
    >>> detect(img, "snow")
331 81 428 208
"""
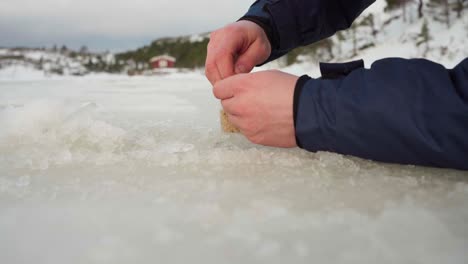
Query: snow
0 65 47 81
275 2 468 77
362 0 387 16
0 74 467 263
0 64 126 81
189 34 205 43
22 50 46 61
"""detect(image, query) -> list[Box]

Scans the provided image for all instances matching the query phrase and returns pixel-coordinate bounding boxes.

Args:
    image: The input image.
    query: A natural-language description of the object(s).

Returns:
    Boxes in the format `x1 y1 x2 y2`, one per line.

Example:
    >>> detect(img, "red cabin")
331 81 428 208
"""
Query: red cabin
149 55 176 69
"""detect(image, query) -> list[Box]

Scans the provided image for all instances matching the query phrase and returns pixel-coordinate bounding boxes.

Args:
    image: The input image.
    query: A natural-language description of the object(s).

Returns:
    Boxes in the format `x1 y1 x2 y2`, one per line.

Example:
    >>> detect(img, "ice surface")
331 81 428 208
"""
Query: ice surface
0 74 467 264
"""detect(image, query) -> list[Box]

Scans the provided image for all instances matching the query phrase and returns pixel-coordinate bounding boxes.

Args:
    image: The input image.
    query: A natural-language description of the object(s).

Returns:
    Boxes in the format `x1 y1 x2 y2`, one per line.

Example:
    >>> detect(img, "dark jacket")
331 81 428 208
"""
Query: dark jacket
241 0 468 170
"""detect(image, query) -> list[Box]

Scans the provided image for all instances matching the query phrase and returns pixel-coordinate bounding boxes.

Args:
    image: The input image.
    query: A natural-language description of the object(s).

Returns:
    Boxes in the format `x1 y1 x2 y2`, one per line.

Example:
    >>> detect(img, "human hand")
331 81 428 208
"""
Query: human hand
205 20 272 85
213 70 299 148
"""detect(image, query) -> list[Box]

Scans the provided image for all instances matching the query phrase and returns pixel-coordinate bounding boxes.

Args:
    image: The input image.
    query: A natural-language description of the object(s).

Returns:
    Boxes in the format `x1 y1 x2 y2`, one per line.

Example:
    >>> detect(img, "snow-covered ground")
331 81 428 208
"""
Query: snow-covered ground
0 73 467 264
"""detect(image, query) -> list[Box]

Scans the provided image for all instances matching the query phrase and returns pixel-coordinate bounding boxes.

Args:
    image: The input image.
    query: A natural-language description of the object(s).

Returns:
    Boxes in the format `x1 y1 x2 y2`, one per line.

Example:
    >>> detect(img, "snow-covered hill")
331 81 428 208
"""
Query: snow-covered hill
352 2 466 65
276 1 468 76
0 48 119 80
1 1 467 81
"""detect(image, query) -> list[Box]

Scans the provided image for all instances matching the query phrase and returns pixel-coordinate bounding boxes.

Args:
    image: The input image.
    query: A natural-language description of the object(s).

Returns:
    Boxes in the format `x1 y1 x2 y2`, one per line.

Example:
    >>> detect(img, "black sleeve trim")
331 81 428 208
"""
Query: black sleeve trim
294 75 312 148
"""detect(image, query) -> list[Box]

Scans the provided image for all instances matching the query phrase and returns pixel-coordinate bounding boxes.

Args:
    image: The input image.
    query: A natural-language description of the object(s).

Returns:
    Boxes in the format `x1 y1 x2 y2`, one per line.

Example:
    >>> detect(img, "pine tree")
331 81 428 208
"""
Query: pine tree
357 14 377 51
385 0 414 22
79 45 88 55
360 14 378 37
335 31 346 56
428 0 451 28
453 0 468 18
60 45 68 54
351 23 358 57
38 56 44 70
416 19 432 56
418 0 424 18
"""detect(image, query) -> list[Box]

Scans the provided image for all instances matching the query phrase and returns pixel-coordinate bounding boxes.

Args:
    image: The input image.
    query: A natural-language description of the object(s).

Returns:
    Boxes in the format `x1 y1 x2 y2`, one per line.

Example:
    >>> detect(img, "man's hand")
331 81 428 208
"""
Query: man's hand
214 70 299 148
205 20 272 85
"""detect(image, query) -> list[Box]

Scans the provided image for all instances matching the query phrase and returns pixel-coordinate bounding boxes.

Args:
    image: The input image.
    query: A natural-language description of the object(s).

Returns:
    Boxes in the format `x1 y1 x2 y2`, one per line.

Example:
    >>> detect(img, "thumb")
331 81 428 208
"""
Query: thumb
235 41 268 74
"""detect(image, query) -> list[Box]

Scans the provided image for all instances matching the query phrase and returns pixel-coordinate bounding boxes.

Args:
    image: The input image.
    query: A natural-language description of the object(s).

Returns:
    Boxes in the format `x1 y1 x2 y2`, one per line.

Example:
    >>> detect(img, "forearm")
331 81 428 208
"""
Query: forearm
294 58 468 170
240 0 375 63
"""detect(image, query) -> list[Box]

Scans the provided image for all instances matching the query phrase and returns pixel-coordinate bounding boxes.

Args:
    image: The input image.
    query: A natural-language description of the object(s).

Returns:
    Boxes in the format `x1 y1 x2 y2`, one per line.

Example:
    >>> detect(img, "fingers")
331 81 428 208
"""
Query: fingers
205 37 237 85
221 98 243 116
205 47 222 85
212 74 241 100
206 21 272 85
217 51 236 80
235 40 269 74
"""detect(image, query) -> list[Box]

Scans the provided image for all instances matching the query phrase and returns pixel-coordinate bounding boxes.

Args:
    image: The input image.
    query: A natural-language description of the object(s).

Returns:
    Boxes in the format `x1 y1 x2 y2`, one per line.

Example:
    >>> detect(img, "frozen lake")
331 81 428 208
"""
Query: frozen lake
0 74 467 263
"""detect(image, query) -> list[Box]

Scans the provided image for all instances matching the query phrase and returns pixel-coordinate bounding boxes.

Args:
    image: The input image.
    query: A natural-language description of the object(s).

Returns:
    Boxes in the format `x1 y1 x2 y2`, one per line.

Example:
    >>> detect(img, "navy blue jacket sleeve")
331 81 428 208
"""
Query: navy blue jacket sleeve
295 58 468 170
241 0 375 63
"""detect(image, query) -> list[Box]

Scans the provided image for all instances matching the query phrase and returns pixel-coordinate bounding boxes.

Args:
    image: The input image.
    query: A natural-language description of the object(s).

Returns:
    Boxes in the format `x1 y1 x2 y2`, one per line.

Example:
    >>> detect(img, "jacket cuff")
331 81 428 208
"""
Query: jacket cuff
293 75 312 147
295 77 340 153
262 0 299 52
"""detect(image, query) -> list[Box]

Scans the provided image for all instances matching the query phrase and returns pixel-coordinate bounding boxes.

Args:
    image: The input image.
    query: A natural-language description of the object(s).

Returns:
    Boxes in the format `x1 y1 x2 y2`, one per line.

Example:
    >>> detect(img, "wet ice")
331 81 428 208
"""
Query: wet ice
0 74 467 263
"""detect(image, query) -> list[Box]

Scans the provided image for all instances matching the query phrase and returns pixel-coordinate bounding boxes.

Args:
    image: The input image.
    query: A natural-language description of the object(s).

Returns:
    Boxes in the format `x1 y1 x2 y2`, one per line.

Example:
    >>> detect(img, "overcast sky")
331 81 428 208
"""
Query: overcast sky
0 0 254 51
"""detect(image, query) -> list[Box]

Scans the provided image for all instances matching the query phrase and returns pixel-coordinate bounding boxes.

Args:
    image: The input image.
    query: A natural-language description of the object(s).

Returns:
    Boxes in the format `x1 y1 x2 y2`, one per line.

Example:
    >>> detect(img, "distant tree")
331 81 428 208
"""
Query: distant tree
453 0 468 18
38 56 44 70
428 0 451 28
69 51 78 58
443 0 451 27
360 13 378 37
60 45 68 54
418 0 424 18
285 38 333 65
351 23 358 57
335 31 346 56
385 0 414 22
416 19 432 56
355 14 377 52
79 45 88 55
